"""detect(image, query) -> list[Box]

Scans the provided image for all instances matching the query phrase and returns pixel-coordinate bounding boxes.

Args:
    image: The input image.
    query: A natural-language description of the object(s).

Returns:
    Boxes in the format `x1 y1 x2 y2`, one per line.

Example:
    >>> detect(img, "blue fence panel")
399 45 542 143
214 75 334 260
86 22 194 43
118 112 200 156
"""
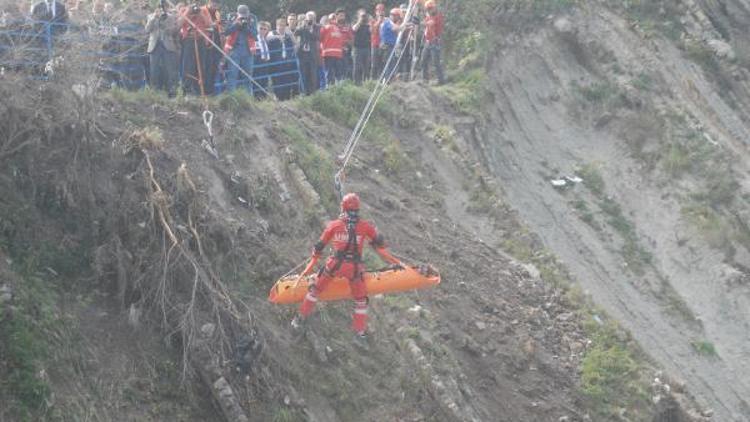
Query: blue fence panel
0 19 306 97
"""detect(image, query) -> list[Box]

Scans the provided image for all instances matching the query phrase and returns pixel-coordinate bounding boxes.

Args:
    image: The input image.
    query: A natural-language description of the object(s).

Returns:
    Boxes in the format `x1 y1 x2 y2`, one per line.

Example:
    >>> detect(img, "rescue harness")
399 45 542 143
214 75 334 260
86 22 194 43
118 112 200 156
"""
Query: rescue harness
327 212 362 277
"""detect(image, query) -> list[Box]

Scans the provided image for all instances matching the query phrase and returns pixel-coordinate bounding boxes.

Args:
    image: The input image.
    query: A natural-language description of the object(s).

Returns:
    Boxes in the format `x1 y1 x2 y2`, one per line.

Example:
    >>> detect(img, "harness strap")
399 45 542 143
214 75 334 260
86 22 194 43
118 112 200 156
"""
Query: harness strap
330 215 361 274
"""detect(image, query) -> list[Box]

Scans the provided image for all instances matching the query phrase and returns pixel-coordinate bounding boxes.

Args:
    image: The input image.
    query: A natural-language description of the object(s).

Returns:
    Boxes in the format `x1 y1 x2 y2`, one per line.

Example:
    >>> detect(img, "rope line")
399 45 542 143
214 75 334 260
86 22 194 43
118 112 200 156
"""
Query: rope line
170 1 273 97
334 0 420 198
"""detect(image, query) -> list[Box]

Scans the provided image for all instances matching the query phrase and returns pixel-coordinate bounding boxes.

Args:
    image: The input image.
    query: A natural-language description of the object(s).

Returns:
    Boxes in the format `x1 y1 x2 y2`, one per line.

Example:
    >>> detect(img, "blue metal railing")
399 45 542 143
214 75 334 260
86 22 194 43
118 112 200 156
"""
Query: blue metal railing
0 19 305 97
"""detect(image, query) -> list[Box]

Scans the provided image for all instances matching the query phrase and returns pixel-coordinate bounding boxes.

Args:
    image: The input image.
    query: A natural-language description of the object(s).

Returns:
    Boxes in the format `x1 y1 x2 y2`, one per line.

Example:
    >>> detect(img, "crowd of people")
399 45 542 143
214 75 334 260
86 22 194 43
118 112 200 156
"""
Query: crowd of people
146 0 445 99
0 0 446 100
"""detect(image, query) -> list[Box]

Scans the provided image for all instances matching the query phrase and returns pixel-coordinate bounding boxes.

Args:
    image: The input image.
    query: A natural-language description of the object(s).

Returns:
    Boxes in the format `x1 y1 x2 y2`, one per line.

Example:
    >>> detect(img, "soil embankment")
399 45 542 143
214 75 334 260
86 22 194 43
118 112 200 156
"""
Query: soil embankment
452 3 750 420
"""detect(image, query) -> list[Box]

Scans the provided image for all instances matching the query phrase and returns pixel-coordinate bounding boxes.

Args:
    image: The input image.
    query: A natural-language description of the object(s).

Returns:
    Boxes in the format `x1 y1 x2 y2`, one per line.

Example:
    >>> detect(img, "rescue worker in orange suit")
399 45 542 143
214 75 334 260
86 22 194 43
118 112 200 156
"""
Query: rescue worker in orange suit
291 193 402 344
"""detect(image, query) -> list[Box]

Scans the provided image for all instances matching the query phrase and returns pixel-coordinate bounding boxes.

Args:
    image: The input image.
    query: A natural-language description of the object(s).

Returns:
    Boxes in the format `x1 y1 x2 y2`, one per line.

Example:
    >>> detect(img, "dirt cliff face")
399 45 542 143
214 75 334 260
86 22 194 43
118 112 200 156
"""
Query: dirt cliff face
454 1 750 420
6 1 750 420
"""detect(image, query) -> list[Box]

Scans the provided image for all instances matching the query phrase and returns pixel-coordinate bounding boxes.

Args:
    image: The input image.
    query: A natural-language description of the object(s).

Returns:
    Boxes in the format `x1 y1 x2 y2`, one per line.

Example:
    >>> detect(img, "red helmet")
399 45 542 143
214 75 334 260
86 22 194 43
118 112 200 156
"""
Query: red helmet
341 193 361 212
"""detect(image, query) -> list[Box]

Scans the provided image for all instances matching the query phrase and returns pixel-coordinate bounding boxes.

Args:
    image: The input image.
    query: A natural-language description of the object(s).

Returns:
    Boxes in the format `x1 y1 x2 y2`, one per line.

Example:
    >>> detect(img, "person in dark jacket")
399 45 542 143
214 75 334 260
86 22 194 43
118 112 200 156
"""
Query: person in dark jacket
145 4 181 96
201 0 222 94
266 17 296 100
30 0 67 36
179 2 213 95
294 10 320 95
252 20 271 99
351 8 370 85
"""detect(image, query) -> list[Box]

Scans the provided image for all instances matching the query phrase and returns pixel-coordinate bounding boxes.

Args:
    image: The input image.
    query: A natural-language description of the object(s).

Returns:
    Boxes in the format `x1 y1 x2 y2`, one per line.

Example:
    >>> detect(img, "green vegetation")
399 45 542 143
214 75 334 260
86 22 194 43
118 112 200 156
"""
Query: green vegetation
661 130 717 178
0 270 59 420
571 198 601 231
295 82 408 177
577 163 605 197
684 40 719 74
632 72 654 91
296 81 391 137
659 277 698 323
681 204 730 250
442 0 578 69
109 86 172 106
576 164 652 274
382 139 406 174
581 316 650 419
572 80 626 109
361 248 386 270
599 197 653 274
434 125 460 153
501 236 570 289
382 294 414 311
434 68 487 114
272 407 305 422
691 339 718 357
280 123 337 210
498 216 654 419
467 176 506 222
614 0 685 41
213 88 256 114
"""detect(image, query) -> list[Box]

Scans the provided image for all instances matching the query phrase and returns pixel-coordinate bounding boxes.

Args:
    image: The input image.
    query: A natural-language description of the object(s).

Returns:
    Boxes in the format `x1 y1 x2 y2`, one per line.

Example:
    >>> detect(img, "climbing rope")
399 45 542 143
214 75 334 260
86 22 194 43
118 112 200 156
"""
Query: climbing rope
173 1 274 97
333 0 421 199
172 2 278 161
171 0 420 197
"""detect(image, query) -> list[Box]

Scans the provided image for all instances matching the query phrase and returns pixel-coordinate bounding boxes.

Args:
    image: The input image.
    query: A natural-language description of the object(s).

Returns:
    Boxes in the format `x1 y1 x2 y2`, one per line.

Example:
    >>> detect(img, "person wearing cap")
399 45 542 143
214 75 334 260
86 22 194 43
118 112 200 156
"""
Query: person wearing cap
369 3 385 79
223 4 256 91
379 7 405 81
421 0 444 85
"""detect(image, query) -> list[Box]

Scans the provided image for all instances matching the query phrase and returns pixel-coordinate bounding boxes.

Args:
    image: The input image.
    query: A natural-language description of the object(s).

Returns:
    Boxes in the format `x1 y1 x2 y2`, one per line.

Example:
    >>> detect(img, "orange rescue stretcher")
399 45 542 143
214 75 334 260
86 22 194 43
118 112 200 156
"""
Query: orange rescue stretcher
268 265 440 304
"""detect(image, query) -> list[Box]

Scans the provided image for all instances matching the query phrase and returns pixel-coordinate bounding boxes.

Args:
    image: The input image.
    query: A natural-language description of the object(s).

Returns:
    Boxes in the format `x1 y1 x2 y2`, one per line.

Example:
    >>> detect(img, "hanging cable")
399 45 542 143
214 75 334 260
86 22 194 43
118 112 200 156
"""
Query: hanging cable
333 0 421 198
170 0 274 98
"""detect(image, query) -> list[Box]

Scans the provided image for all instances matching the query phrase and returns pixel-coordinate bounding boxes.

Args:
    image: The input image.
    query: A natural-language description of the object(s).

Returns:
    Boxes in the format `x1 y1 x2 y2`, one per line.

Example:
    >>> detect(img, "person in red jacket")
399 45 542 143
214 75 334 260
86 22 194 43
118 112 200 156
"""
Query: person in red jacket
319 8 350 86
421 0 444 85
179 2 213 94
292 193 402 345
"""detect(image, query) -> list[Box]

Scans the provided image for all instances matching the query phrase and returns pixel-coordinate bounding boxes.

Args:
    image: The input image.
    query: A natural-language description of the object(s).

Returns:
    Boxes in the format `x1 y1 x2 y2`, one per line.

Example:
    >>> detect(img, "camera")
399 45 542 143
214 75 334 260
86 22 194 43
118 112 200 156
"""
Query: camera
190 5 200 14
239 17 248 30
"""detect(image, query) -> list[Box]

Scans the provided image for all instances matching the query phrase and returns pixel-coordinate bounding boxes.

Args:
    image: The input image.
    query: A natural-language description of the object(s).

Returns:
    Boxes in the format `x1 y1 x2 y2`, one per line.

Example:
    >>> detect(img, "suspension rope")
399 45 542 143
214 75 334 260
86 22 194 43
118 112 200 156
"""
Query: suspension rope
334 0 421 198
171 1 274 98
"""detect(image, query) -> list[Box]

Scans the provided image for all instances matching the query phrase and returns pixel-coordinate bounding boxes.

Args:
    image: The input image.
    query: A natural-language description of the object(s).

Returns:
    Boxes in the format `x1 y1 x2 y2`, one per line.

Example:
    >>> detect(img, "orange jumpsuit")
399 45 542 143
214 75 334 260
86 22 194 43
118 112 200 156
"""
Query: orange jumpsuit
299 215 383 334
